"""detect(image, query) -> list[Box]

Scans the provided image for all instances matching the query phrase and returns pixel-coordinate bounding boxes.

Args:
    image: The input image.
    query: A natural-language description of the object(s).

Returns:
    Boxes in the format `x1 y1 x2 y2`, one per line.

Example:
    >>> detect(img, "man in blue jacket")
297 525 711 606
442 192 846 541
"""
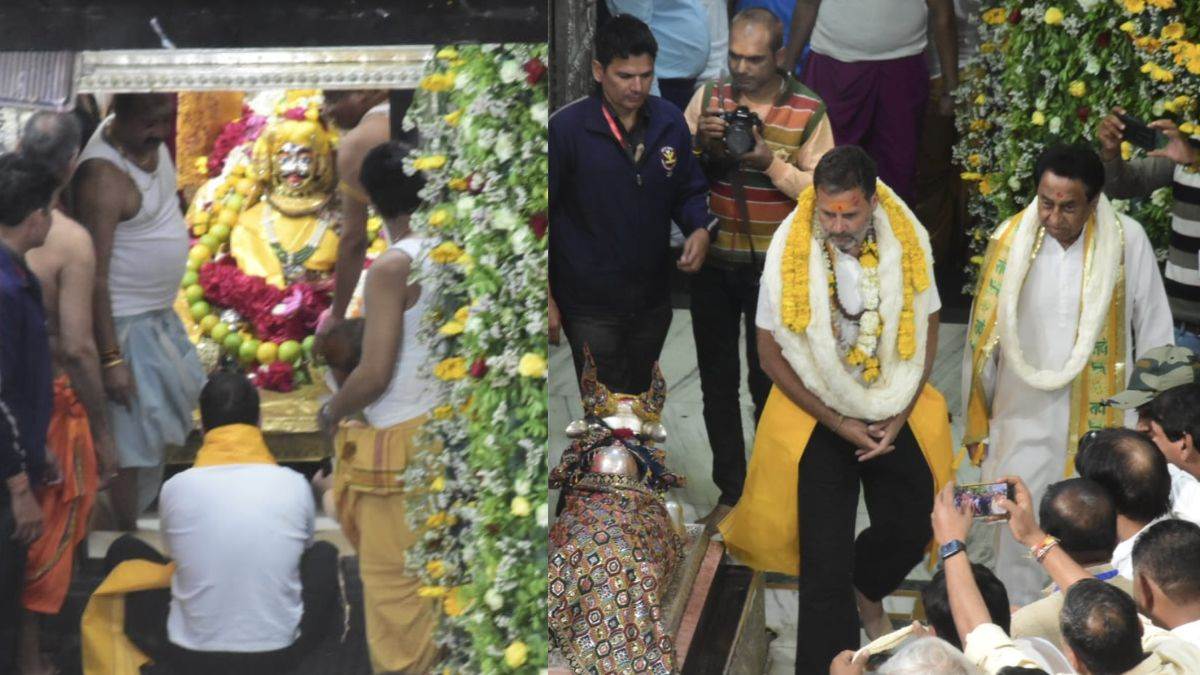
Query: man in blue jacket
549 13 712 394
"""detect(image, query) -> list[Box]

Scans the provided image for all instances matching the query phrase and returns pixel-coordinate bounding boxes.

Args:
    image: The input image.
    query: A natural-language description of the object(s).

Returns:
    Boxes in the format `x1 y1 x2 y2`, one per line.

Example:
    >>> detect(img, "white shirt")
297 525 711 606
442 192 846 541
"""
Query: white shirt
696 0 729 86
968 214 1175 605
1173 619 1200 650
1113 517 1168 580
810 0 929 63
160 464 315 652
1168 464 1200 526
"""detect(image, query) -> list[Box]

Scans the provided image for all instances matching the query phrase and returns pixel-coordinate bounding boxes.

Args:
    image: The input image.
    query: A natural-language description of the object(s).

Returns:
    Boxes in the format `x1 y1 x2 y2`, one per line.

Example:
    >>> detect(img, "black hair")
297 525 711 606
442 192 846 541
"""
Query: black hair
360 141 425 219
1060 579 1146 674
1075 428 1171 523
199 370 260 430
0 153 59 228
1034 143 1106 202
922 563 1010 650
813 145 878 199
731 8 785 54
1132 519 1200 604
1040 478 1117 557
997 668 1050 675
111 93 174 119
1148 383 1200 445
595 14 657 68
20 111 82 179
317 317 365 373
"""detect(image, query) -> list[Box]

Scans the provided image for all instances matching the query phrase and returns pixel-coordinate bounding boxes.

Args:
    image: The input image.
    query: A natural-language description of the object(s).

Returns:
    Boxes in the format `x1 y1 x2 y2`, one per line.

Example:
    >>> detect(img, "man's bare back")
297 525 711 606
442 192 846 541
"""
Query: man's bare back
26 211 94 368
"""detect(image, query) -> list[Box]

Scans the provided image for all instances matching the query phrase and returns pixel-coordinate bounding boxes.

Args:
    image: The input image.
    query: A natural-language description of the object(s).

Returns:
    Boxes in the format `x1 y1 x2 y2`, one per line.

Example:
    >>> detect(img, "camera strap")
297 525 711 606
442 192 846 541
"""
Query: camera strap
729 167 761 274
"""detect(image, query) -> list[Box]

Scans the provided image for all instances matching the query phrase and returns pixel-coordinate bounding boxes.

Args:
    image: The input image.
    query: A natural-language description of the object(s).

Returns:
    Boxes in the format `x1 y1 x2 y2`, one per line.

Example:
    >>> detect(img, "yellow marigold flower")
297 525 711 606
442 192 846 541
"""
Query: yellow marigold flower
433 356 468 381
968 154 982 167
1120 21 1137 34
981 8 1006 24
412 155 447 171
427 208 451 228
426 560 445 579
1123 0 1145 12
980 42 996 55
504 641 529 669
859 252 878 268
1162 22 1186 41
443 109 463 127
1149 0 1174 8
960 171 983 181
457 252 476 273
443 587 469 617
419 73 455 92
432 405 453 420
517 353 547 378
974 94 987 106
1121 141 1133 161
430 242 465 264
436 47 459 60
193 157 209 176
431 475 447 491
1174 95 1192 111
979 176 994 196
1068 80 1086 98
969 255 984 266
1188 57 1200 75
1043 7 1063 25
1181 122 1196 135
969 119 992 132
454 305 470 323
448 177 469 191
511 496 532 517
426 512 450 528
439 320 465 336
1135 36 1162 52
417 586 448 598
1031 111 1046 126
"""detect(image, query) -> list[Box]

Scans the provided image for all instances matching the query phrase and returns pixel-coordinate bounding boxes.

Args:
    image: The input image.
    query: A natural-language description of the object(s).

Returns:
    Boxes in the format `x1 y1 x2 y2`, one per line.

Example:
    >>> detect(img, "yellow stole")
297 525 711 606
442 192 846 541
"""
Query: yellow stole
963 212 1126 474
81 424 275 674
718 383 954 575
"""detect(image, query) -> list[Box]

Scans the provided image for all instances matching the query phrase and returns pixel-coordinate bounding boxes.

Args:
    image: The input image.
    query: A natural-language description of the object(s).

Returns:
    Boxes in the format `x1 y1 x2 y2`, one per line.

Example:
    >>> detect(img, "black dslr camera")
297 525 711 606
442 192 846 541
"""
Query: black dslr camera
721 106 762 156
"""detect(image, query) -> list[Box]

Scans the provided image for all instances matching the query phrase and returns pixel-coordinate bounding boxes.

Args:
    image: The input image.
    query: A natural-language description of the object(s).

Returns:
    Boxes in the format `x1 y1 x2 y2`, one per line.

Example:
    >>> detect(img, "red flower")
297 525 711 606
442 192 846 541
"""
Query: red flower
529 212 547 240
1077 106 1091 122
282 107 307 121
257 361 295 393
611 428 635 439
207 106 267 176
1096 31 1111 48
523 58 547 86
1008 7 1021 24
469 358 488 378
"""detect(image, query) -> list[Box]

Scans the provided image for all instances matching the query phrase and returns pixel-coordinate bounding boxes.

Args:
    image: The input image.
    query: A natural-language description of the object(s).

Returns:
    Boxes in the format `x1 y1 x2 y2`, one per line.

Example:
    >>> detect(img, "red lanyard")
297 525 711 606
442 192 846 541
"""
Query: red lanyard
601 103 627 147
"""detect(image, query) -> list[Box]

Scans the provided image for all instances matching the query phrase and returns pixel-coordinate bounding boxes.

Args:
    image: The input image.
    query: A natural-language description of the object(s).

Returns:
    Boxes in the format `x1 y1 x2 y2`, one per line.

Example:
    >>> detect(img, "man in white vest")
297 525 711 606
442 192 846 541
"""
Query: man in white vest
962 143 1173 606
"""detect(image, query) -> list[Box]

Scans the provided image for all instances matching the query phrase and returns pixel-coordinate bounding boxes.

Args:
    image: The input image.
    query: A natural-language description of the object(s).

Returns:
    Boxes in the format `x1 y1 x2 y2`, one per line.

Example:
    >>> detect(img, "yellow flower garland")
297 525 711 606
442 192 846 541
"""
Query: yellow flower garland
780 182 929 362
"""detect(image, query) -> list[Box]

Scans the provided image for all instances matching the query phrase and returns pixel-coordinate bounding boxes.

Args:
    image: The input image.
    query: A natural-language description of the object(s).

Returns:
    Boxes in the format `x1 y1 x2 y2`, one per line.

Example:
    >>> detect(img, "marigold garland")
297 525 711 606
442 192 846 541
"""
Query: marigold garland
779 181 929 365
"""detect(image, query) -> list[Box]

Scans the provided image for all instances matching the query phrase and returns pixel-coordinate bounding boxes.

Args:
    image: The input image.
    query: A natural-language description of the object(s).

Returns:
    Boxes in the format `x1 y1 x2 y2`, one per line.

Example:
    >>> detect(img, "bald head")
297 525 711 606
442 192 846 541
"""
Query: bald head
1040 478 1117 561
731 8 784 54
1076 428 1171 524
19 111 81 183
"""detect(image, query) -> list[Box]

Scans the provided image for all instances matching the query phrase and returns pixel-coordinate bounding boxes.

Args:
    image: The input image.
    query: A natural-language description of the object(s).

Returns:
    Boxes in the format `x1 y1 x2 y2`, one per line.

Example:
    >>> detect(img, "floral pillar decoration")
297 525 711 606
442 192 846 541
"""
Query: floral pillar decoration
955 0 1199 289
405 44 549 673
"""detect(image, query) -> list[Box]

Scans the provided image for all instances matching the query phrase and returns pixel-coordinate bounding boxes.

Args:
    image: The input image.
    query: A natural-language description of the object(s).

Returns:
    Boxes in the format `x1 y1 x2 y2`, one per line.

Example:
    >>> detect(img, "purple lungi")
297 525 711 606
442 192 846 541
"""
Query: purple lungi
803 51 930 204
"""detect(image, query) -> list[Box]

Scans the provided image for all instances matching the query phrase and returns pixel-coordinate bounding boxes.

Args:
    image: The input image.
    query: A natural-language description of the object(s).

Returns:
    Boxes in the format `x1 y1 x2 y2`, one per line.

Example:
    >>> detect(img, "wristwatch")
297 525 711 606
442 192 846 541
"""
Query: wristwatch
939 539 967 561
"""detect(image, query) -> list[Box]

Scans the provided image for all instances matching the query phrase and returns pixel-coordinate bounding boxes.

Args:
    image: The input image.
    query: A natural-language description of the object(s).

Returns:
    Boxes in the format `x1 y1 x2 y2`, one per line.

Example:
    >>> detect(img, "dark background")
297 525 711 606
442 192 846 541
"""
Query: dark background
0 0 547 50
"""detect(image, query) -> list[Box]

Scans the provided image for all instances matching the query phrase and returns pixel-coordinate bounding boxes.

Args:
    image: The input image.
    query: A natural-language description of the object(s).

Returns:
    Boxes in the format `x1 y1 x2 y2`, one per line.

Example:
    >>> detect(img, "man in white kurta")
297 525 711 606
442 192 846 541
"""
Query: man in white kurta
962 145 1173 605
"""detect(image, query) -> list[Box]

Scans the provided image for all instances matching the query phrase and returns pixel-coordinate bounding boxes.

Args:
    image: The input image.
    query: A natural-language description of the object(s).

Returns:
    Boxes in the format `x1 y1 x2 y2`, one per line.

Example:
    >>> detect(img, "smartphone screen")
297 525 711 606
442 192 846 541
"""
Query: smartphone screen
954 482 1012 519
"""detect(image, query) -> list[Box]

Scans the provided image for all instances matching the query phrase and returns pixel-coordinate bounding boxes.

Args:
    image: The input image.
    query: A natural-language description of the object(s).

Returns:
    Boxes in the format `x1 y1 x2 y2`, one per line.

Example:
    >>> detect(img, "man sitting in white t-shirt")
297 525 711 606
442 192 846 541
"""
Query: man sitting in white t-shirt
103 371 338 674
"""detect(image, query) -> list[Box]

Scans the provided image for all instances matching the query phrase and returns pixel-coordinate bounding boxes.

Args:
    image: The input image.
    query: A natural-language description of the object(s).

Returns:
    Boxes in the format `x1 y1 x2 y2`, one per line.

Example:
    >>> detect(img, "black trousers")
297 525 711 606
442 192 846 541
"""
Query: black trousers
0 483 28 674
690 263 771 506
658 78 697 112
104 534 340 675
795 420 934 674
561 303 673 395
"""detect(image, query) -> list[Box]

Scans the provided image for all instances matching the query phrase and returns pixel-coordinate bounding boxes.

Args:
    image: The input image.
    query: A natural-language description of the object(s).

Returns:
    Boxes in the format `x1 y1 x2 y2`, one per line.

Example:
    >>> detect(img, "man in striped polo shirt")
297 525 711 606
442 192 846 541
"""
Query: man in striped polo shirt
683 7 833 529
1099 107 1200 354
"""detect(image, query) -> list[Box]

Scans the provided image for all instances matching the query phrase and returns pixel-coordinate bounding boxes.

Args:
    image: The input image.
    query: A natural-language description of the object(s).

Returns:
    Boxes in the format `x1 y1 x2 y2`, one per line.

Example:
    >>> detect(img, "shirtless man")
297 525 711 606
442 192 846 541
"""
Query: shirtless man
19 111 117 675
70 94 204 530
320 90 392 332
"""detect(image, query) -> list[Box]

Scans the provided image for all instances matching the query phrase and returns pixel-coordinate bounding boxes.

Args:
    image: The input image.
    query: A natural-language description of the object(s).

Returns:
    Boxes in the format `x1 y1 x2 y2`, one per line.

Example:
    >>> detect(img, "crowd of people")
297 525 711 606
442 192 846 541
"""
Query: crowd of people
0 94 441 673
550 2 1200 674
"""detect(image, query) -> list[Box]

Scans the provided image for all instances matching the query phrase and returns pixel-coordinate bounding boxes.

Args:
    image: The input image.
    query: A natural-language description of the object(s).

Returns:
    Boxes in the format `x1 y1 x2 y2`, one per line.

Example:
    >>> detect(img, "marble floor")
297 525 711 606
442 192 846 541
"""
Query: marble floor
549 311 984 672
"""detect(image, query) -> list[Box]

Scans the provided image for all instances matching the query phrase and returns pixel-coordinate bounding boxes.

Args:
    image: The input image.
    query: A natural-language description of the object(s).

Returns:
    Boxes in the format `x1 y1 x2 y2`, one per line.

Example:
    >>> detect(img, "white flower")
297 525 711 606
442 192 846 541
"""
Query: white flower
1152 101 1166 117
484 587 504 610
1048 116 1062 134
530 101 548 126
499 60 524 84
493 208 519 231
1076 0 1100 9
514 478 530 496
858 333 878 353
456 195 477 214
1009 175 1022 190
859 311 881 336
1085 57 1101 75
494 133 515 162
536 502 549 528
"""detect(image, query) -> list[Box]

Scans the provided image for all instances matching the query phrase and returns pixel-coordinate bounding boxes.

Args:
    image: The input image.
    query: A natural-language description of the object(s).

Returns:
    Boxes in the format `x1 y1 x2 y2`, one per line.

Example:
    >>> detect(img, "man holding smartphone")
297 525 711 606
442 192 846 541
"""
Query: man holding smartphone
1099 107 1200 354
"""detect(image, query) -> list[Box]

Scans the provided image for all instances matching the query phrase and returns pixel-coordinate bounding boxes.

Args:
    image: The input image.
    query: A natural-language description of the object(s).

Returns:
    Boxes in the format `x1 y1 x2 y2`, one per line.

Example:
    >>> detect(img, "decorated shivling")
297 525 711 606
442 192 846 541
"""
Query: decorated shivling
176 90 393 392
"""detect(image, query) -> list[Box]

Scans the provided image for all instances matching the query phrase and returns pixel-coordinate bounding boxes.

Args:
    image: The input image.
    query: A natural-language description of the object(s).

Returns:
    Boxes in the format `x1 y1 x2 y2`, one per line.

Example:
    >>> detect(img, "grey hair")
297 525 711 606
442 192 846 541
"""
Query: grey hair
19 111 81 179
878 637 981 675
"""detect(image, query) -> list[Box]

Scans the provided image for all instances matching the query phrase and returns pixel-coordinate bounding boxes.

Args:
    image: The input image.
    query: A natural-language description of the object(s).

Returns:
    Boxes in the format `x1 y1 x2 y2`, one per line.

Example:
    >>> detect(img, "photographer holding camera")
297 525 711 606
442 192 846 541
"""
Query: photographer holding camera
1098 107 1200 355
682 7 832 530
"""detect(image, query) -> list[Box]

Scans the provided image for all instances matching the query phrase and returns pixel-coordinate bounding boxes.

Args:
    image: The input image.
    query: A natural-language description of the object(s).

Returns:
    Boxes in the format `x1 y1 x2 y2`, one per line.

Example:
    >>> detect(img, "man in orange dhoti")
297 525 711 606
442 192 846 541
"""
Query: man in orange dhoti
20 112 117 674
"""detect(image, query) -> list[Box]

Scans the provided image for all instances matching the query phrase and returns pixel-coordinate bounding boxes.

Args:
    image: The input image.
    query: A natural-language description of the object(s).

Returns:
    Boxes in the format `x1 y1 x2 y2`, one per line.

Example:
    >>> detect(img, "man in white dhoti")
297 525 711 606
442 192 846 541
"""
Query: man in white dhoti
962 144 1174 605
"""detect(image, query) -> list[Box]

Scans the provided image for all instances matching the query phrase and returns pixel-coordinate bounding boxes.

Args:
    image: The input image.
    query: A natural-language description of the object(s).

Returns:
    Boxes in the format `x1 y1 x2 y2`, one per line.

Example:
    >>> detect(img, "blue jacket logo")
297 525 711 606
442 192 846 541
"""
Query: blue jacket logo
660 146 677 177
